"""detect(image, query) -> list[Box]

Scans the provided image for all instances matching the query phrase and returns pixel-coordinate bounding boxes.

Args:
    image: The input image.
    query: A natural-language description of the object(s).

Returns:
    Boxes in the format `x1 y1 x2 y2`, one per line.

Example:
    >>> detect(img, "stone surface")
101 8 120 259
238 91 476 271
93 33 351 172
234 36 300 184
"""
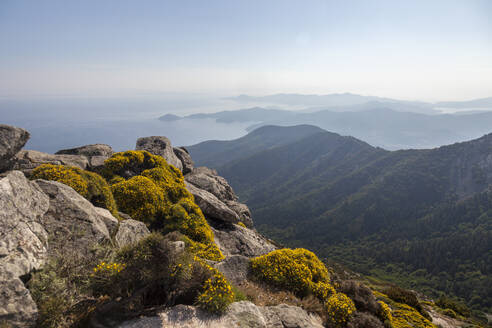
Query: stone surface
115 219 150 248
173 147 194 174
185 167 237 202
225 201 253 228
212 224 276 258
55 144 114 157
12 150 89 175
35 179 111 256
135 136 183 171
185 181 239 224
213 255 251 285
0 124 30 172
117 301 323 328
0 171 50 327
186 167 253 227
94 207 119 236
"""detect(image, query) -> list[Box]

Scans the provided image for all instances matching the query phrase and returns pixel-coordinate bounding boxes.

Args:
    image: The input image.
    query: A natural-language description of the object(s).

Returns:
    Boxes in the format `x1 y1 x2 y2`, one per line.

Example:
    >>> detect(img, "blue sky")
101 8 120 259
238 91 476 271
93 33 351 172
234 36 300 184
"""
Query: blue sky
0 0 491 101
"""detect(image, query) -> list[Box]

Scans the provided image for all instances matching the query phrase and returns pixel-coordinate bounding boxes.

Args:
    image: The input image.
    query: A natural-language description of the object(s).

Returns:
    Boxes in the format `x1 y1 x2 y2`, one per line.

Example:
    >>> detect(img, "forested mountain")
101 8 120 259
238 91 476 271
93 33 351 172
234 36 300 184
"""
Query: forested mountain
187 124 325 167
189 126 492 312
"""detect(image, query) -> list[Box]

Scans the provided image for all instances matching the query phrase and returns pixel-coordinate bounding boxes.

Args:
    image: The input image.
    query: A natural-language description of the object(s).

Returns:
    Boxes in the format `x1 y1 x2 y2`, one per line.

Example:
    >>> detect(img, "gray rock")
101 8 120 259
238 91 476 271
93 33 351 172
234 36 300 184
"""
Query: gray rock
117 301 323 328
35 179 111 256
118 212 133 220
0 171 50 327
185 181 239 224
213 255 251 285
186 167 253 227
135 136 183 171
212 224 276 258
89 155 109 170
173 147 194 174
55 144 114 157
225 201 253 228
185 167 237 202
12 150 89 175
0 124 30 172
55 144 113 170
115 219 150 248
94 207 119 236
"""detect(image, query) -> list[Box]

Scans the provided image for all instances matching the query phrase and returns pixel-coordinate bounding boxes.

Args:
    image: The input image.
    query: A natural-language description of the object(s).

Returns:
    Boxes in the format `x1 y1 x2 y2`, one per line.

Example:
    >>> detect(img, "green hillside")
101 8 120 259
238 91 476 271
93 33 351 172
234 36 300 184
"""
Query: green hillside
190 127 492 312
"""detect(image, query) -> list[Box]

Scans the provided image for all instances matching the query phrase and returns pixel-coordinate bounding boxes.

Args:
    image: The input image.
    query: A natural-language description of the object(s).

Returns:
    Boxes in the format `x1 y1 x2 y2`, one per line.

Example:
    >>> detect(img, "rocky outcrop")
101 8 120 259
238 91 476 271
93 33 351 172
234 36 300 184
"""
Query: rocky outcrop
224 200 253 228
12 150 89 175
185 167 237 201
115 219 150 248
117 301 323 328
0 124 30 172
55 144 114 170
0 171 50 327
212 224 276 258
35 179 111 256
213 255 250 285
185 167 253 227
173 147 194 174
94 207 119 236
136 136 183 171
55 144 114 157
185 181 240 224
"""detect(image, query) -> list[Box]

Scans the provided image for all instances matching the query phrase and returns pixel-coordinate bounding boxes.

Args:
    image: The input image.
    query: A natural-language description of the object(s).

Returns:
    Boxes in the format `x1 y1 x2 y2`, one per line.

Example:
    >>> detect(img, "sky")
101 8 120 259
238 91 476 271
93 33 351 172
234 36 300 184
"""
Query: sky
0 0 491 101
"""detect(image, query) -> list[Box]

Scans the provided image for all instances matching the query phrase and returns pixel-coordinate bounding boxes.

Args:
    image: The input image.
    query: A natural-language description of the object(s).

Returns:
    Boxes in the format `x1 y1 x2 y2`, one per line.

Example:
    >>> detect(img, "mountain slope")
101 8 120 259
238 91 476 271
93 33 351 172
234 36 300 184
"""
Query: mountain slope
187 124 325 168
190 127 492 311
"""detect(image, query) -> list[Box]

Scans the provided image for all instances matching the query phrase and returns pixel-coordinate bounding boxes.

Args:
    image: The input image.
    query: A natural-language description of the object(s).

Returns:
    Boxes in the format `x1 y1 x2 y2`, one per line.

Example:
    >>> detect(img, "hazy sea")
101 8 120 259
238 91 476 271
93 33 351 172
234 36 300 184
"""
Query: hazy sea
0 95 251 153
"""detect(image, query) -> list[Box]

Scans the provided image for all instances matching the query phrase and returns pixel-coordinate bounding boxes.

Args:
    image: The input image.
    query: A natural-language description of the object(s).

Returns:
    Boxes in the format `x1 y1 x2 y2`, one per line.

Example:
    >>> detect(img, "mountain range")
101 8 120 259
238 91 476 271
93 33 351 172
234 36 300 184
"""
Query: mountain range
188 125 492 312
161 104 492 150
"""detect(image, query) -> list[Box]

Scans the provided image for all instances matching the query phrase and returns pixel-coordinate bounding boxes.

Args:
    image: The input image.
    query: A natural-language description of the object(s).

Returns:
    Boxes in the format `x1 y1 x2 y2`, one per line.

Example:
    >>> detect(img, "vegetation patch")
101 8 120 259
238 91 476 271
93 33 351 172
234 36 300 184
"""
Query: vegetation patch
31 164 119 217
103 150 223 261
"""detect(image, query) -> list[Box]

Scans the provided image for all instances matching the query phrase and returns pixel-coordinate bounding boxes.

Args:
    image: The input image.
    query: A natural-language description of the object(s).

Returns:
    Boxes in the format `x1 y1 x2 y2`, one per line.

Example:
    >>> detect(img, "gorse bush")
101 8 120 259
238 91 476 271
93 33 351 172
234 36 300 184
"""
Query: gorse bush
111 175 166 224
384 286 431 321
89 233 234 316
101 150 170 180
195 262 235 313
250 248 331 298
372 290 435 328
325 292 357 327
103 150 223 261
31 164 119 217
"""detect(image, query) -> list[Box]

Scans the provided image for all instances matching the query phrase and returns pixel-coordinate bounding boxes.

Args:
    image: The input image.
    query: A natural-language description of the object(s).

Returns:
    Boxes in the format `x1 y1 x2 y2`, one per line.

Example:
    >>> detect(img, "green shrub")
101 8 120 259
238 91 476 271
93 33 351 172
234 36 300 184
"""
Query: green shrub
111 175 166 224
101 150 169 180
435 296 471 317
31 164 119 217
384 286 431 320
195 264 235 313
102 150 223 261
251 248 334 301
325 292 357 327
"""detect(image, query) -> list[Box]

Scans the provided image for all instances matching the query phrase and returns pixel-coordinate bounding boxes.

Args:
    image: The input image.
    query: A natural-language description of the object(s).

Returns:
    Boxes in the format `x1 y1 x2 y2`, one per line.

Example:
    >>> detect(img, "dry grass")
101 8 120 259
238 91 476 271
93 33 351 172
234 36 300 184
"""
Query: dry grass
232 280 327 322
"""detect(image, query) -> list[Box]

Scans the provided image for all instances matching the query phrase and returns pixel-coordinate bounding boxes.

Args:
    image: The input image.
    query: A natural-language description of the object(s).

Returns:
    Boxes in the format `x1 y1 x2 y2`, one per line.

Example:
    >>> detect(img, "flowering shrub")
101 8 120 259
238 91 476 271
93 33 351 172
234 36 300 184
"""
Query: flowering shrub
378 300 393 323
31 164 119 217
325 293 356 327
373 291 436 328
103 151 222 261
250 248 331 298
111 175 166 224
195 263 235 313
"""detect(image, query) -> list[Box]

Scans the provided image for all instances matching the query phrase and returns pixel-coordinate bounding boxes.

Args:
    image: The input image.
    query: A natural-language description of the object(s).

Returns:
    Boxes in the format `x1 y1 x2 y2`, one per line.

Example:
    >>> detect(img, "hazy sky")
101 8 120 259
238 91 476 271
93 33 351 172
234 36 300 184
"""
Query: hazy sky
1 0 491 101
